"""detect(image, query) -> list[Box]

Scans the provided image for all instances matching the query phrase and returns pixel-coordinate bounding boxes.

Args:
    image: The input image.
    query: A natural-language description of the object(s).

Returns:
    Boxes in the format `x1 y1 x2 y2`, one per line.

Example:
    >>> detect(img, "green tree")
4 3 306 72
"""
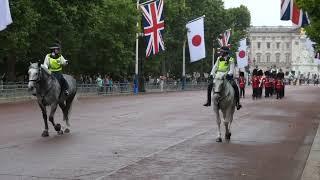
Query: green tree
296 0 320 48
0 0 40 81
0 0 250 82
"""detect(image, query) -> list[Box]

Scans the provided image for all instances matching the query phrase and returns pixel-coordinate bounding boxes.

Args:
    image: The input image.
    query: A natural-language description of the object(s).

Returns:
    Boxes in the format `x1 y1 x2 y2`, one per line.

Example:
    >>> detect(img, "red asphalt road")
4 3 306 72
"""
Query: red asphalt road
0 86 319 180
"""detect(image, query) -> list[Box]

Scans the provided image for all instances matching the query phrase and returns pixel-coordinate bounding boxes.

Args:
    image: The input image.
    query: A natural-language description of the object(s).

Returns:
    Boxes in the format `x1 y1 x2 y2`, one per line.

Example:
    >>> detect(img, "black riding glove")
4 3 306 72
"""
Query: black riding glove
226 74 233 81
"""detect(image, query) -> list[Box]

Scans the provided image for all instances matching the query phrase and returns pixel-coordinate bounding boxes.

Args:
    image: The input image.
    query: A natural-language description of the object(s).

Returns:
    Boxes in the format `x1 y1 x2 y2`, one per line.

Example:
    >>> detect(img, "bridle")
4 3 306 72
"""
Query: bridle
28 66 41 84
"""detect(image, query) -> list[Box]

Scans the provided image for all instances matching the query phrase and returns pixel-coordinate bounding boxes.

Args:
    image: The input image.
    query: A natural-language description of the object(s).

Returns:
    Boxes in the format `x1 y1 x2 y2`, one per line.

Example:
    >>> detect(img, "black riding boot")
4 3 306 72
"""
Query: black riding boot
61 76 69 96
230 80 242 110
203 82 213 106
52 72 69 96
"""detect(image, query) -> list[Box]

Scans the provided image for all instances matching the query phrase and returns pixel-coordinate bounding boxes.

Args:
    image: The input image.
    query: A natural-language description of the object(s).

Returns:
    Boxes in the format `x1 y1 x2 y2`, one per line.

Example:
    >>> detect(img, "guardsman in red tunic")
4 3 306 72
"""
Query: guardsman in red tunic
263 71 271 98
273 75 277 96
251 69 260 99
239 71 246 98
257 69 263 98
269 75 274 97
275 78 284 99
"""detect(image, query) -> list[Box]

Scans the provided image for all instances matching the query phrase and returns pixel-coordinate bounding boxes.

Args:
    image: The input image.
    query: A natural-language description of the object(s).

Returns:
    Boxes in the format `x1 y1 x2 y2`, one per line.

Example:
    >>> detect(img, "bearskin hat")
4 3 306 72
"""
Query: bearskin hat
276 72 284 79
239 71 244 77
258 69 263 76
264 71 270 76
252 69 258 76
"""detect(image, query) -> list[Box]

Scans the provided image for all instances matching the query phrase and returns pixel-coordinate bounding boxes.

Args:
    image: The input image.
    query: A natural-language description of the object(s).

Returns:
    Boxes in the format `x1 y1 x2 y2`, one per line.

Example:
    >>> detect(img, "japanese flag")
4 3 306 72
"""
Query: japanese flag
0 0 12 31
237 39 248 68
186 16 206 62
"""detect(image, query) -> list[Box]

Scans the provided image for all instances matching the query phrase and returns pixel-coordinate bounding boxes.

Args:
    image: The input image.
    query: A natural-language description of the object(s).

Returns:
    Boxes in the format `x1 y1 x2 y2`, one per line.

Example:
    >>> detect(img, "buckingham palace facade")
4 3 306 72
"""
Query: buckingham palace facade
248 26 319 75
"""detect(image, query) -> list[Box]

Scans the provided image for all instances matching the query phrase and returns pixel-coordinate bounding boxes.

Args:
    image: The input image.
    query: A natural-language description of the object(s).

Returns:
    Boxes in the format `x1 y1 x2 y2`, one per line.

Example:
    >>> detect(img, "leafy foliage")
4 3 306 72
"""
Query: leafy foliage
0 0 250 81
296 0 320 49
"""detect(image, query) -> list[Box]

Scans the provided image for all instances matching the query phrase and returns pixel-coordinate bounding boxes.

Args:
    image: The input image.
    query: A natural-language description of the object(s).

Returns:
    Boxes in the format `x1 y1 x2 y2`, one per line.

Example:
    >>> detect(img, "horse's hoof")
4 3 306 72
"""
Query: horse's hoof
225 132 232 140
54 124 61 132
41 131 49 137
57 130 64 135
64 128 70 133
216 137 222 142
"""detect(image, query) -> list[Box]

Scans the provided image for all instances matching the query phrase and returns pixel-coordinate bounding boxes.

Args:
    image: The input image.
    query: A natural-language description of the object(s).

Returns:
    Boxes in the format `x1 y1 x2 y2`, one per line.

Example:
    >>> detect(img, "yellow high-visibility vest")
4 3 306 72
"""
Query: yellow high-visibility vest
217 57 234 72
48 54 62 72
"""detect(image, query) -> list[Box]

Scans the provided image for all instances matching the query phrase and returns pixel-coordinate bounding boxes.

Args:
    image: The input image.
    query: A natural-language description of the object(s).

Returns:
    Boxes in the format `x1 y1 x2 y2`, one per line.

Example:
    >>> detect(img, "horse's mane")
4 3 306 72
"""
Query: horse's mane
29 63 39 70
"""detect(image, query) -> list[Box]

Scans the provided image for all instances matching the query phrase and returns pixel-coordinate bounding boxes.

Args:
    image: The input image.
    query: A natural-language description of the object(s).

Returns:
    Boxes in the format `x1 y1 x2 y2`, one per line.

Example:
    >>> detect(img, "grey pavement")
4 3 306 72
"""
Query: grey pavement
301 118 320 180
0 86 319 180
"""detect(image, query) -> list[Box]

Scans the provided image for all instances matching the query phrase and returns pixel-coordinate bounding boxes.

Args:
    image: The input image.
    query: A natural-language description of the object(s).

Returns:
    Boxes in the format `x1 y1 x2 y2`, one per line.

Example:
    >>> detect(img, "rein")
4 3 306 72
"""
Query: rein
28 67 41 83
214 78 228 104
29 66 52 99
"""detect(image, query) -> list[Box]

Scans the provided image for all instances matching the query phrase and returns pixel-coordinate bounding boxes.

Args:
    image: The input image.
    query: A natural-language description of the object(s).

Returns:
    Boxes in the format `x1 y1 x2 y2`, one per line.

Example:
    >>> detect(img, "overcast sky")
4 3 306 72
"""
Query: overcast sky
223 0 293 26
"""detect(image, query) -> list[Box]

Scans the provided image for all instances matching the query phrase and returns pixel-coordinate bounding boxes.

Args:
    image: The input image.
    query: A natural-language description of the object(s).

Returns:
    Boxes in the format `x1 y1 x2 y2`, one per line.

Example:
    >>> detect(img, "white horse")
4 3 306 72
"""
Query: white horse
28 62 77 137
212 72 236 142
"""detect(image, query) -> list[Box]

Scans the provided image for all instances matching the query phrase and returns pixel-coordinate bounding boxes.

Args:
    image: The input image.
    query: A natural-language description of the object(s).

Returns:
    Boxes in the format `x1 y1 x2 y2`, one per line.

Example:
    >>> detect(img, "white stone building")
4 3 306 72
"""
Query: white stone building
248 26 319 76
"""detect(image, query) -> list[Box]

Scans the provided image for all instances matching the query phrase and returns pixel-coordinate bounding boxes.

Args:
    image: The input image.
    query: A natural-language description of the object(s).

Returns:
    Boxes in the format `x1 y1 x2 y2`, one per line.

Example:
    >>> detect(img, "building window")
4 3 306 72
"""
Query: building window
257 53 261 63
266 53 271 63
267 42 270 49
276 53 280 63
276 42 280 49
257 42 261 49
295 41 299 45
285 53 290 63
286 42 290 49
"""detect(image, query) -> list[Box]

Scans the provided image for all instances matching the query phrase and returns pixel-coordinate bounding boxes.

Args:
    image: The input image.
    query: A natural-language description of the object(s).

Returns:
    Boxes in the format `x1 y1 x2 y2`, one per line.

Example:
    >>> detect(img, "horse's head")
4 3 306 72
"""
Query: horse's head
28 62 41 94
213 72 226 94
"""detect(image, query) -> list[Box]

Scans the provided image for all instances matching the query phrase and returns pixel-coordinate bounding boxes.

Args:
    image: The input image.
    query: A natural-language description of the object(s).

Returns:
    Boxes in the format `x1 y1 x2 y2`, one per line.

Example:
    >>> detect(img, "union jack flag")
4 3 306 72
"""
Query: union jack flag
140 0 165 57
281 0 309 27
217 29 231 48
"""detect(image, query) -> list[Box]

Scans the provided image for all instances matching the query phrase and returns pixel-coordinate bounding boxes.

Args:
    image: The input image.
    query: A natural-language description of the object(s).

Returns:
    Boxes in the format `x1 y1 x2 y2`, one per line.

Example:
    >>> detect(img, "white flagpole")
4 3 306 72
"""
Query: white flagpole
183 40 186 80
212 47 215 67
135 0 140 76
140 0 156 6
182 0 186 89
134 0 141 94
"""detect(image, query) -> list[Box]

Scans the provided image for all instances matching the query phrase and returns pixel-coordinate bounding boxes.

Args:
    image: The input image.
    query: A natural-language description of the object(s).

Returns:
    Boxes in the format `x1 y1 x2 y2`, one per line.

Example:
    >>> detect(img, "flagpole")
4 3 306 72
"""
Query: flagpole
134 0 140 94
212 47 215 67
140 0 156 5
186 15 206 25
182 40 186 90
182 0 186 90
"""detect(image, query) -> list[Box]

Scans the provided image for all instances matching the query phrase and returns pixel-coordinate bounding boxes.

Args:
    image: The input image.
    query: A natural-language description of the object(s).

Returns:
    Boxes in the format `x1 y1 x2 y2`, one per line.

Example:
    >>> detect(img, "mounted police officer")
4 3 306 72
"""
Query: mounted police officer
204 46 242 110
43 43 69 96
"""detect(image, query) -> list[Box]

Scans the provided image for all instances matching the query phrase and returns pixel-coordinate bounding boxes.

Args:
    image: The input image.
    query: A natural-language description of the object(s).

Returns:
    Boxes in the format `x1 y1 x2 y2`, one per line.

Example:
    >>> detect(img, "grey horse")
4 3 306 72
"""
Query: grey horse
28 62 77 137
212 72 236 142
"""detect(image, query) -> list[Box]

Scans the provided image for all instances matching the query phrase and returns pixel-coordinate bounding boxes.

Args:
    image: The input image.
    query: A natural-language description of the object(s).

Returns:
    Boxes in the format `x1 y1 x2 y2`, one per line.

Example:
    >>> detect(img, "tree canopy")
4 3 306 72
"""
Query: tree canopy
0 0 251 81
296 0 320 49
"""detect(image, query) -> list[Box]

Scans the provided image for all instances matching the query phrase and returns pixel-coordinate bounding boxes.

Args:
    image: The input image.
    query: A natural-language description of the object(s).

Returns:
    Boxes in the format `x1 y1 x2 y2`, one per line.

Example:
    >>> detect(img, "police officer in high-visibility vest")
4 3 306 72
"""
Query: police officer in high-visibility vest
205 46 242 110
43 43 69 96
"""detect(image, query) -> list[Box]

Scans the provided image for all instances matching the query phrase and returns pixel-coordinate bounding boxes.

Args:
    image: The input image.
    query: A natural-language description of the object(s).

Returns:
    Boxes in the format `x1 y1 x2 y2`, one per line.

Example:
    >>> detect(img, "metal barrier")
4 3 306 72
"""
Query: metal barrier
0 81 208 101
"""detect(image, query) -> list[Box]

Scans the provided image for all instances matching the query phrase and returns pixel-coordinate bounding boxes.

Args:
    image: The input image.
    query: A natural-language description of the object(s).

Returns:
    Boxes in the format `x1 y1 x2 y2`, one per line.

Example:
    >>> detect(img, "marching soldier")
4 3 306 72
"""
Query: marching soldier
263 71 272 98
239 71 246 98
251 69 259 99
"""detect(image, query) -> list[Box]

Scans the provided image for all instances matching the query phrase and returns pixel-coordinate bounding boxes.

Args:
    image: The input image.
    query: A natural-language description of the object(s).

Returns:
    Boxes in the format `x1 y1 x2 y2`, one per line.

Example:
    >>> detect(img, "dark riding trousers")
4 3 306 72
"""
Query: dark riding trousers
51 72 69 92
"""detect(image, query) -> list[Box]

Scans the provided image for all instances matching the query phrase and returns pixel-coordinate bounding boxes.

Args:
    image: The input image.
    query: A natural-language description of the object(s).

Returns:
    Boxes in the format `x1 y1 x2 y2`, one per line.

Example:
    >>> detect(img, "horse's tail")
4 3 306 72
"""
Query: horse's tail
65 92 77 121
